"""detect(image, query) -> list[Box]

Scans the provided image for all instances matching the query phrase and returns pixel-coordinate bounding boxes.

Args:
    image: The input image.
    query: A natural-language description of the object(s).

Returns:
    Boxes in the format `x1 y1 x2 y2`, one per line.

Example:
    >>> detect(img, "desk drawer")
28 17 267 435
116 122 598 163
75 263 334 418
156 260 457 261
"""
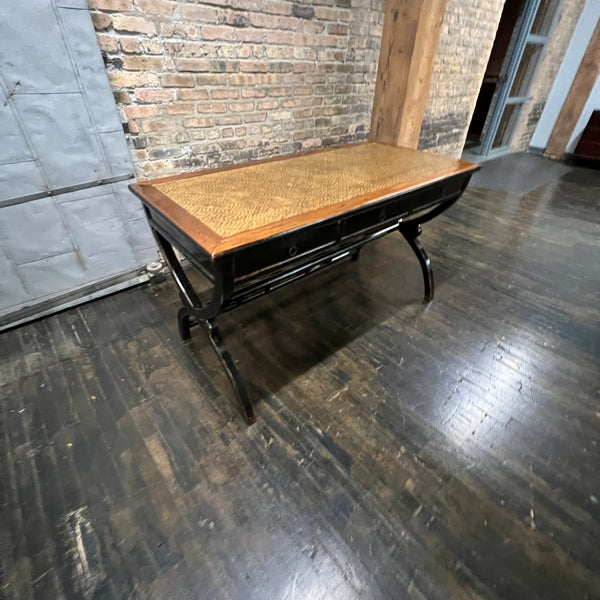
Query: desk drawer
343 185 438 237
233 219 340 278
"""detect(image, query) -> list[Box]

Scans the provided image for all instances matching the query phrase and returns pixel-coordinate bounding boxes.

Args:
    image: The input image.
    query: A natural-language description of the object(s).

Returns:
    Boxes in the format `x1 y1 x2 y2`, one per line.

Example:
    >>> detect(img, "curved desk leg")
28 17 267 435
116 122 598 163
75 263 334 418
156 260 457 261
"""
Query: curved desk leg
206 319 256 425
153 230 256 425
399 222 434 302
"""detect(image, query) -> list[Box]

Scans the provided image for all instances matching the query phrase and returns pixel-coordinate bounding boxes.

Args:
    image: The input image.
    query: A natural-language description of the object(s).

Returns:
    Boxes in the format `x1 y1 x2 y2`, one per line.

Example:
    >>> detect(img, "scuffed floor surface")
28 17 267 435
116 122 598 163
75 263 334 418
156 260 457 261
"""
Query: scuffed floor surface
1 156 599 599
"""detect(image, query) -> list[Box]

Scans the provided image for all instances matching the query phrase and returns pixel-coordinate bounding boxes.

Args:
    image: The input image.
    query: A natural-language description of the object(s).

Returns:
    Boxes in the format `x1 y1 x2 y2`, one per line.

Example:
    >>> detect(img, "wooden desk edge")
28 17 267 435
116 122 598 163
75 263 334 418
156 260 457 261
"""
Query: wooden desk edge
131 148 480 259
129 183 224 253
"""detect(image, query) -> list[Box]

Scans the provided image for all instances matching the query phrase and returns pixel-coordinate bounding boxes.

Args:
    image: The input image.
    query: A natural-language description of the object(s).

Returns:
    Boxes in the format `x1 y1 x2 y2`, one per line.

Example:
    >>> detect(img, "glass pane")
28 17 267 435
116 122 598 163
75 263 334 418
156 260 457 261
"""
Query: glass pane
492 103 522 149
531 0 559 36
510 42 543 97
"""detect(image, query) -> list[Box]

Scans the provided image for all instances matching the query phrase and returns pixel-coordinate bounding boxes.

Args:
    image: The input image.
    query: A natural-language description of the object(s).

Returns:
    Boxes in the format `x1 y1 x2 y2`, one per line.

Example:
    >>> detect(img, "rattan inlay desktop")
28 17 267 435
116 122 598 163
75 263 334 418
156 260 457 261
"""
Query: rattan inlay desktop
152 143 466 239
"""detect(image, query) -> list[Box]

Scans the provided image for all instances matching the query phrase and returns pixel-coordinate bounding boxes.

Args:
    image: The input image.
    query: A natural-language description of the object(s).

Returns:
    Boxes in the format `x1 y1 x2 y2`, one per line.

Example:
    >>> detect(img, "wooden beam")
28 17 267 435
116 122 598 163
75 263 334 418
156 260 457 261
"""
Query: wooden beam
545 20 600 159
370 0 448 148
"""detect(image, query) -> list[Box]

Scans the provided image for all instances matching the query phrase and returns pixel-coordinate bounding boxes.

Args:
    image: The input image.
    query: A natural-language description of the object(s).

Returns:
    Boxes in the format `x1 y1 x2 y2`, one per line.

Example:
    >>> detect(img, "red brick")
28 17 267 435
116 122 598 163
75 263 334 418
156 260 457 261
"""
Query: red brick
122 55 162 71
201 26 237 41
264 31 291 45
270 110 292 121
124 105 159 119
302 138 322 149
234 29 264 43
328 23 349 35
118 37 141 53
112 15 156 35
196 103 227 114
177 4 219 21
183 117 215 128
142 121 167 132
219 11 250 27
294 86 312 96
211 89 240 99
269 62 293 73
89 0 132 9
229 102 254 112
257 101 278 110
244 113 267 123
261 1 291 15
240 61 268 73
133 0 176 16
293 63 316 73
256 74 282 84
164 41 207 57
228 74 256 86
167 104 195 114
195 73 229 86
268 87 293 97
242 89 266 98
314 6 339 20
96 34 118 52
174 58 211 72
160 21 201 39
209 60 240 73
293 108 312 118
108 71 159 87
215 115 243 125
91 12 112 31
134 88 174 103
277 16 303 31
178 89 210 100
161 73 195 87
150 128 177 140
282 98 303 108
238 46 252 59
249 13 271 28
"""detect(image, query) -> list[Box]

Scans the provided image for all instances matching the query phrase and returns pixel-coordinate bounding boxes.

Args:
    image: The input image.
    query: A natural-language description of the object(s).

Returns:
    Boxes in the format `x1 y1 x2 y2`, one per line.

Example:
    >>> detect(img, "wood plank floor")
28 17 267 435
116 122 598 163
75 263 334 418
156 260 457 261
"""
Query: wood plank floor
1 155 599 599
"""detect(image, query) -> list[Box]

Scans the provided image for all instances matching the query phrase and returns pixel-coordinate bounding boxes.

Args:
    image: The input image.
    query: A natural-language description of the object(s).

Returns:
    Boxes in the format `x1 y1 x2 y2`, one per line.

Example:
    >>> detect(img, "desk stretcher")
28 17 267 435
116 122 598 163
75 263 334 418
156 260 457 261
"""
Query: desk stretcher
130 142 479 424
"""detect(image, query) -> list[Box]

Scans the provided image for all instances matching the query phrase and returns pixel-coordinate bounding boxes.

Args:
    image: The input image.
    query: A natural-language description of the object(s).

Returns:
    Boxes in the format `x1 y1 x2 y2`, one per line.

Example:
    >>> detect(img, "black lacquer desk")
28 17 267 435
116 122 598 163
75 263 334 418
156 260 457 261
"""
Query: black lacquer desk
130 142 479 424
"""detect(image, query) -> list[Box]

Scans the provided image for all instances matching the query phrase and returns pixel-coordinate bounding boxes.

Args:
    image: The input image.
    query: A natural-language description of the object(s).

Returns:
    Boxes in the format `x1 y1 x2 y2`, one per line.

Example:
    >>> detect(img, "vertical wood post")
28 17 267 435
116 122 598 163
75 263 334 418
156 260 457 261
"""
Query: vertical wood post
370 0 448 148
545 21 600 159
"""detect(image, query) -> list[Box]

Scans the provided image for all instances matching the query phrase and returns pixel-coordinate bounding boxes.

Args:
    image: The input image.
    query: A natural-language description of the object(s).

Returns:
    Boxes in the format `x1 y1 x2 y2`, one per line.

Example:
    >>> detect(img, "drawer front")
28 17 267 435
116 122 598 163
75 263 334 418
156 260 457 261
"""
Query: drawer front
233 219 340 278
342 179 460 238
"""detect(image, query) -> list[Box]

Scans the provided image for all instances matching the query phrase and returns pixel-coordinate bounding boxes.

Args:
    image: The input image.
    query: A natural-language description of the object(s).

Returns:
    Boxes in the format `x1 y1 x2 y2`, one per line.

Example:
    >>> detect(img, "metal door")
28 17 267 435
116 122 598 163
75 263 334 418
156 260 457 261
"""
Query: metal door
479 0 562 156
0 0 156 328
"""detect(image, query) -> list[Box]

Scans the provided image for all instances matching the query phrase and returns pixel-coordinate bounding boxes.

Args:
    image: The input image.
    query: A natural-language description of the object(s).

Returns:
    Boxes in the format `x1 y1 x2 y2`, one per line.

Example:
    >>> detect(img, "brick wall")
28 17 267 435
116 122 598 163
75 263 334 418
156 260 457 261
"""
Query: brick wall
91 0 585 176
418 0 506 157
89 0 385 180
509 0 585 152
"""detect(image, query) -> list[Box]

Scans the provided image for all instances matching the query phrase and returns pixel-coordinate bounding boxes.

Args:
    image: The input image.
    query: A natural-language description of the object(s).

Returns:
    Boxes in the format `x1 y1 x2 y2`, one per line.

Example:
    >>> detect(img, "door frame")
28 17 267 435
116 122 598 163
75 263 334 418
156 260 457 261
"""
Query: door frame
475 0 562 157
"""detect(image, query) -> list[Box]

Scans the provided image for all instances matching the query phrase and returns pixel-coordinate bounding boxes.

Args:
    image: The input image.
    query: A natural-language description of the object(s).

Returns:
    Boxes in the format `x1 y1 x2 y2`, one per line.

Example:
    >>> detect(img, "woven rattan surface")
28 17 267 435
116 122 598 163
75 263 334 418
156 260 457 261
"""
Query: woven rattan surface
150 143 473 240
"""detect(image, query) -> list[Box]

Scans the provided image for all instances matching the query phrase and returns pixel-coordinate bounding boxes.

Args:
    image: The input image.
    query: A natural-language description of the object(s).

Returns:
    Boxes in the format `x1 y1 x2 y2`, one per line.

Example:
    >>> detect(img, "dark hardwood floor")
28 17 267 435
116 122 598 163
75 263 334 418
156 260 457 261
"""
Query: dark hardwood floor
1 155 599 599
